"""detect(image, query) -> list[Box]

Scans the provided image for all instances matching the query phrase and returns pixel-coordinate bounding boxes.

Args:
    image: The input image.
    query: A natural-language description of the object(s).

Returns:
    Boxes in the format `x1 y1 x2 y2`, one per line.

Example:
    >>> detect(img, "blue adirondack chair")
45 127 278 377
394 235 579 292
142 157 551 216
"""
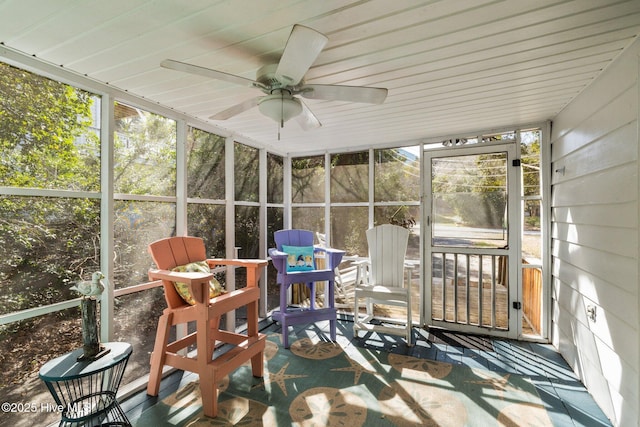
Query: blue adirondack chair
269 229 345 348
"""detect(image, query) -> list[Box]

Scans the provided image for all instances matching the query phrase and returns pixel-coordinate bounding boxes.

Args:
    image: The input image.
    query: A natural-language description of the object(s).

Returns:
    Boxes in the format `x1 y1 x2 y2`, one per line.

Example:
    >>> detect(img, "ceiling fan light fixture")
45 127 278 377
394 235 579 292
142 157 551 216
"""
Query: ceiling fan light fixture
258 91 302 124
163 24 387 132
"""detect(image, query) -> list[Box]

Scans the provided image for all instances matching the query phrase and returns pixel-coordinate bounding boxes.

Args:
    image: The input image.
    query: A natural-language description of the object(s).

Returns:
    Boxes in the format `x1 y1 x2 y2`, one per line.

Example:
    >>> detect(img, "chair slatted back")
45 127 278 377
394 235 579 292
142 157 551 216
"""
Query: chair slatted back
274 229 314 250
148 236 208 309
366 224 409 288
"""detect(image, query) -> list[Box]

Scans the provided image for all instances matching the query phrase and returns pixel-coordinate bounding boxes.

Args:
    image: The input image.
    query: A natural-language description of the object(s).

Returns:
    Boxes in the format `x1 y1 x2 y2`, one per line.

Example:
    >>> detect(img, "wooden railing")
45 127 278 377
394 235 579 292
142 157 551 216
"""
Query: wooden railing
522 261 542 334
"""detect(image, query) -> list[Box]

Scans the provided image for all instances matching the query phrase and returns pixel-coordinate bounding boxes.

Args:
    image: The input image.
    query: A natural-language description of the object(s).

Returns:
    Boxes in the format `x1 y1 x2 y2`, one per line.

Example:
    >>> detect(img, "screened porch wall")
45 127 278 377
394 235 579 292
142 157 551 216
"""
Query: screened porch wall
0 56 424 423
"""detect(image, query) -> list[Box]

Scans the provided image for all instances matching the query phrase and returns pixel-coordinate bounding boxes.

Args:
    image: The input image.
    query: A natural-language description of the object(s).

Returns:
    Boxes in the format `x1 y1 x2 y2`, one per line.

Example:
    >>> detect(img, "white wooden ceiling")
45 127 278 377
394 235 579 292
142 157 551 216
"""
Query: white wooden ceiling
1 0 639 155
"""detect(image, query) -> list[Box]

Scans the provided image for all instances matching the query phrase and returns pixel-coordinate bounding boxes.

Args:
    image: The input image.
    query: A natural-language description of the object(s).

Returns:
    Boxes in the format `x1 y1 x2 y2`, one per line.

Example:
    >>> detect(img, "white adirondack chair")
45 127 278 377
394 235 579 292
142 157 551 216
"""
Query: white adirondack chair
353 224 413 345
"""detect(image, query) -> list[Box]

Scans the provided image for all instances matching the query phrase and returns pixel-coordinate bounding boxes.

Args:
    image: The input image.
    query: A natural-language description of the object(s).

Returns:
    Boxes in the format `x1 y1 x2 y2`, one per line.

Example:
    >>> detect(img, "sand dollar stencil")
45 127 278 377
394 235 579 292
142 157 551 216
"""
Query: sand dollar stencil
242 339 279 366
184 397 277 426
497 402 553 426
290 386 368 426
378 379 468 426
290 337 343 359
164 379 228 408
388 353 453 380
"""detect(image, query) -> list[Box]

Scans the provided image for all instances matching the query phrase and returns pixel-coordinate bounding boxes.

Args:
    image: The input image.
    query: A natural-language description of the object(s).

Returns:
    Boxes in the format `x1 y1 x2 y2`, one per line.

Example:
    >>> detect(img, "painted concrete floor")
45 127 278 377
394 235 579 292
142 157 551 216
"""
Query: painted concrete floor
121 316 611 427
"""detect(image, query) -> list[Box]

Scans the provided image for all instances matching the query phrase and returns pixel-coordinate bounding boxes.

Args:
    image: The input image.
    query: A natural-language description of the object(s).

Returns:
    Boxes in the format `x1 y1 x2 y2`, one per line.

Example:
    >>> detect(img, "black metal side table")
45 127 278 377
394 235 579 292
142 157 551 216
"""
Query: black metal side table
39 342 132 427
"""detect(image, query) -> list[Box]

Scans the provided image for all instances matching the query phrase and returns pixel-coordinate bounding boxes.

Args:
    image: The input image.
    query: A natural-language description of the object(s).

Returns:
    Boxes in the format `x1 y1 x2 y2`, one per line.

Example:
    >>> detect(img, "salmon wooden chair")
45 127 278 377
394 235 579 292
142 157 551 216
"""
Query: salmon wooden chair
146 236 267 418
269 229 345 348
353 224 414 345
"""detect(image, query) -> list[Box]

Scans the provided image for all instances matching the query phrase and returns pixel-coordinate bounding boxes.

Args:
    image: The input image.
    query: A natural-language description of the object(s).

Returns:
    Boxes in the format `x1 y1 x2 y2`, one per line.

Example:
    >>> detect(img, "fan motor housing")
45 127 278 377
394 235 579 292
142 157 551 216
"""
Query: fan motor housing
256 63 291 89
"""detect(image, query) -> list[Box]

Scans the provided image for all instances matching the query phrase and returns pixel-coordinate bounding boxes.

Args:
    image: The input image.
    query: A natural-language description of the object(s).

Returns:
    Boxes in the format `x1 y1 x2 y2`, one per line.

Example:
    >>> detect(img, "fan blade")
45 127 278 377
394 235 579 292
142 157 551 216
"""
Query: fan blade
275 25 328 86
161 59 256 87
295 100 322 130
209 97 261 120
301 84 388 104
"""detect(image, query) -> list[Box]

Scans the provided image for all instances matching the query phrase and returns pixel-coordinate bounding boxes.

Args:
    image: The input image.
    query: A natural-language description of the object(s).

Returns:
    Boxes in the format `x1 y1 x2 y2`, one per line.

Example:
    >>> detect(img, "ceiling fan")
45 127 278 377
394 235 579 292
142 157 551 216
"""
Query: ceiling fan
161 24 388 132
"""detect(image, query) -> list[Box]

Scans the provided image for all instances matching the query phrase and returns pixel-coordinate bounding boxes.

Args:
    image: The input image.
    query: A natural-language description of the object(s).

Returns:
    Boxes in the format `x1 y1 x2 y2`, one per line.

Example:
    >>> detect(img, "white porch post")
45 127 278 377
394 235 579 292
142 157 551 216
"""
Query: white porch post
283 156 292 229
100 94 114 342
225 136 236 331
258 148 267 318
324 152 331 243
175 120 188 236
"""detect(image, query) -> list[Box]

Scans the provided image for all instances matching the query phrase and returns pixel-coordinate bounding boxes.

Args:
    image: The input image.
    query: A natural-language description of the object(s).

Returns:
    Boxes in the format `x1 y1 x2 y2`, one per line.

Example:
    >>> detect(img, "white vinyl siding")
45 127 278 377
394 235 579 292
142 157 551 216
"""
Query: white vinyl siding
550 38 639 427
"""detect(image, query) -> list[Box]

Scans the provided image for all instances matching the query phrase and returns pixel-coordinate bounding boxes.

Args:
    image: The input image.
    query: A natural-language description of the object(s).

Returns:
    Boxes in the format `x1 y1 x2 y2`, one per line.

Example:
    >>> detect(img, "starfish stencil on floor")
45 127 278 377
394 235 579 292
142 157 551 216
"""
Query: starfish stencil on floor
331 356 383 385
465 371 524 399
254 361 307 396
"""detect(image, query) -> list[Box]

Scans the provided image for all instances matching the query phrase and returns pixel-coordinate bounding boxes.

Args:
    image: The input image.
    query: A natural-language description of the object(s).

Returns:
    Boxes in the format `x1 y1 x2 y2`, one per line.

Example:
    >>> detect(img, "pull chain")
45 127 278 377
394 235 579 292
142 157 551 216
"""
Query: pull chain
281 90 285 128
278 90 284 140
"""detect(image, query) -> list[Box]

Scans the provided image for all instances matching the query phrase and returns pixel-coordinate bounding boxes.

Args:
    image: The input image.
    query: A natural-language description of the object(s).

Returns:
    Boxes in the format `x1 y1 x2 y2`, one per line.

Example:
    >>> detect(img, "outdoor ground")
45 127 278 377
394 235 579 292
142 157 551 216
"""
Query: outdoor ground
0 313 84 427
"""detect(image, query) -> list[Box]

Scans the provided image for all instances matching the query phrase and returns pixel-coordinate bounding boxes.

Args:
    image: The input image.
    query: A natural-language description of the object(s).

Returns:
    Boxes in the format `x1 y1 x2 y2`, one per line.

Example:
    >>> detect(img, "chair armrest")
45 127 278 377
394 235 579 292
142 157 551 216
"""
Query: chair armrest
268 248 287 258
351 258 370 285
148 268 212 304
207 258 268 288
315 247 345 269
353 258 370 266
207 258 268 268
268 249 288 273
148 268 213 283
403 260 419 270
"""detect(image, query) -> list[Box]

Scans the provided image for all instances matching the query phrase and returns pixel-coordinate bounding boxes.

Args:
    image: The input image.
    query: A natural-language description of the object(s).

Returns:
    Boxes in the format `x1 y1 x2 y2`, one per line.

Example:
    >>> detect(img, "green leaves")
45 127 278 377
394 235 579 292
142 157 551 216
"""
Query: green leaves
0 62 98 191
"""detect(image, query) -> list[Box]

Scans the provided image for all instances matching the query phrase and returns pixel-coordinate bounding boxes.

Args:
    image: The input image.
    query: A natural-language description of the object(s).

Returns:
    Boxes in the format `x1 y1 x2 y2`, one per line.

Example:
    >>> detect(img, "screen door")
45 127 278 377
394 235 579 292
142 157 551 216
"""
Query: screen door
424 143 520 337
